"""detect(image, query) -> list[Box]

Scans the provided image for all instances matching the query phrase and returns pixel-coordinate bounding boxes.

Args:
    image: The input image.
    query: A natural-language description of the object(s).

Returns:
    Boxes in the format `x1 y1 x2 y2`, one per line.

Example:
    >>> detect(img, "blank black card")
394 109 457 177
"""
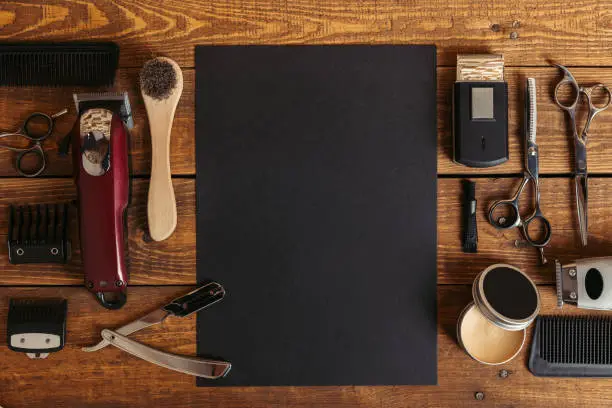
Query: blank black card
196 45 437 386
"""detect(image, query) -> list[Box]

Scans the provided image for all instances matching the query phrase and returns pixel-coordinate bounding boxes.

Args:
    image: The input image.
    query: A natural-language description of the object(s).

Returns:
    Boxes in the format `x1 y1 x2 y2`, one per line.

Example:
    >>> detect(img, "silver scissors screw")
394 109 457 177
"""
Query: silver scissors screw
16 248 24 256
50 247 59 255
569 268 577 277
570 291 577 300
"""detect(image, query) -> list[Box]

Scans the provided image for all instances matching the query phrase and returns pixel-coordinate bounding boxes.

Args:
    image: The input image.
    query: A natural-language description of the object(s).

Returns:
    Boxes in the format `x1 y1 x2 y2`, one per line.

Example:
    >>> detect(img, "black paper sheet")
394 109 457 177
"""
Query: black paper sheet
195 45 437 386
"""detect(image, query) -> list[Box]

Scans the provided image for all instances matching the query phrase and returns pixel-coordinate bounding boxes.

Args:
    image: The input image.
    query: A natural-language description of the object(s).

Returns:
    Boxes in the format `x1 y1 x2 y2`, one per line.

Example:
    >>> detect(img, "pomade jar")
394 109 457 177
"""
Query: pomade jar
457 263 541 365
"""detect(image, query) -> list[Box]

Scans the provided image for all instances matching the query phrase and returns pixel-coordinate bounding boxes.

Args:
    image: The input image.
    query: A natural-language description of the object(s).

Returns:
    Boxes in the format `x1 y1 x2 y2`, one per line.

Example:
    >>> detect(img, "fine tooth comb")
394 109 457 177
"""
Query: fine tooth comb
7 203 71 264
529 315 612 377
0 42 119 87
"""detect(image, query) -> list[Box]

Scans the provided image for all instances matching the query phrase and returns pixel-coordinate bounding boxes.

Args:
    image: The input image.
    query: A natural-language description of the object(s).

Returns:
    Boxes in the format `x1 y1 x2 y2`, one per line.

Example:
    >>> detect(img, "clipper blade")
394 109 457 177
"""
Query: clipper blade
555 259 564 307
73 92 133 129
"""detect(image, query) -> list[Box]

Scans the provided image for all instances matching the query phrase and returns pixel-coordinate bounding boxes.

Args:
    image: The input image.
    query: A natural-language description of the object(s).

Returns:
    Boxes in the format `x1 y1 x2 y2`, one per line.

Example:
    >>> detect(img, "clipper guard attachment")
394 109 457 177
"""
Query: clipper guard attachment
8 203 71 264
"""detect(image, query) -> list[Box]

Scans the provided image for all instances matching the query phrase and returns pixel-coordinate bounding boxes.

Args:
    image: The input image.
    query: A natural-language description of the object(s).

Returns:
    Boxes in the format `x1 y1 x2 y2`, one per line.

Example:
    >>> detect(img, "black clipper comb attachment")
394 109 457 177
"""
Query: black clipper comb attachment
8 203 71 264
0 42 119 86
529 316 612 377
8 298 67 359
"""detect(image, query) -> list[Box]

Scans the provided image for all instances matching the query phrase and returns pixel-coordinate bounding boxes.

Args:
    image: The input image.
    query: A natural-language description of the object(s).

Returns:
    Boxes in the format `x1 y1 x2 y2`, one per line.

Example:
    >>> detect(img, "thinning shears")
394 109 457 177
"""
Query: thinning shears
0 109 68 177
488 78 551 264
553 64 611 247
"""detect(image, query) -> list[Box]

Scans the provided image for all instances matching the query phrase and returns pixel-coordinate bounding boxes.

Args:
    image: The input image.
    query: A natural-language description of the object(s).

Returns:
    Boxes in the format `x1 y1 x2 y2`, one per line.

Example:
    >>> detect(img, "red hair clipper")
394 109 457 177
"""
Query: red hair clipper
71 93 133 309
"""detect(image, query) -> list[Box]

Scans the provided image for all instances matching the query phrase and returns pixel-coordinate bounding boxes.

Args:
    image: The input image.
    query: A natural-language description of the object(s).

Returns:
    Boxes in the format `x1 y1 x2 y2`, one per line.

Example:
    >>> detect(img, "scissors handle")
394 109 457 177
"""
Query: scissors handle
580 85 612 138
21 112 55 141
488 177 530 229
15 145 46 177
488 199 521 230
521 210 552 247
553 64 612 138
554 77 581 112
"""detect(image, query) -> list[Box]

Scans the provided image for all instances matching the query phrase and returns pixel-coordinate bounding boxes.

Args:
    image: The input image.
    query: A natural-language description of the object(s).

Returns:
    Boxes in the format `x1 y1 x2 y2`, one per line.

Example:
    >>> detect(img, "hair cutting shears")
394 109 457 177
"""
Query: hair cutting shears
553 64 611 247
489 78 551 264
0 109 68 177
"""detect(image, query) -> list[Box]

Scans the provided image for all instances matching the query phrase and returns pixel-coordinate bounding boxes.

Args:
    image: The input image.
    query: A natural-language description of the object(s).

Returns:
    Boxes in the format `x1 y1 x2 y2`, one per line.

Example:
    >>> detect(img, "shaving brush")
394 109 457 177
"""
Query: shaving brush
140 57 183 241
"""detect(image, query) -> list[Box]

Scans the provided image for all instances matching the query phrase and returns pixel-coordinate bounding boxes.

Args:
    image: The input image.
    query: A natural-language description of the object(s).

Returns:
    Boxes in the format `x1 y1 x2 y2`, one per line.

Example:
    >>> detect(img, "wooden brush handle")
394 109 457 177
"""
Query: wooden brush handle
147 106 177 241
143 57 183 242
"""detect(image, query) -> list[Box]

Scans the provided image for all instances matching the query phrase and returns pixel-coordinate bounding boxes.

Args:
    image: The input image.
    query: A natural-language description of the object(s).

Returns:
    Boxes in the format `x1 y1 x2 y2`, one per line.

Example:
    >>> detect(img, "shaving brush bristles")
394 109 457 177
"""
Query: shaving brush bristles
140 58 179 100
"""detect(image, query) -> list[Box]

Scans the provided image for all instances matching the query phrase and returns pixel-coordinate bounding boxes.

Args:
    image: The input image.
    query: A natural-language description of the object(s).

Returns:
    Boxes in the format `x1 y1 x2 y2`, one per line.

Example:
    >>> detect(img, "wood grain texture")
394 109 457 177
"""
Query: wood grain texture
4 0 612 406
2 176 611 286
0 285 609 408
3 0 612 67
3 67 612 176
0 68 195 176
438 67 612 175
0 178 196 286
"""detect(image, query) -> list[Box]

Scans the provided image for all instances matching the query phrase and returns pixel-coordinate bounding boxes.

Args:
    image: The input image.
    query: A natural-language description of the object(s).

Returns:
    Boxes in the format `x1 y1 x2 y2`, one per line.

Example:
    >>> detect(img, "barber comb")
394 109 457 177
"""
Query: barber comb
8 203 71 264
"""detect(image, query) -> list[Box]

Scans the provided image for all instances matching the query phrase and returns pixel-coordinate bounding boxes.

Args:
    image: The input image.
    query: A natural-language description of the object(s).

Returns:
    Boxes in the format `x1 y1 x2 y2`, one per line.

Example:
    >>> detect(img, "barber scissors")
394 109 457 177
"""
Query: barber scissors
488 78 551 264
0 109 68 177
553 64 611 247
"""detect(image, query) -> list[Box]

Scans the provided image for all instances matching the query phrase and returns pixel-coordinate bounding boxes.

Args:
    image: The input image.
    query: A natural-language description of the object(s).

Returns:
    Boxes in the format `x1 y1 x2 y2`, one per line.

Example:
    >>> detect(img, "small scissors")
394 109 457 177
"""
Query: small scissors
0 109 68 177
488 78 551 264
553 64 611 247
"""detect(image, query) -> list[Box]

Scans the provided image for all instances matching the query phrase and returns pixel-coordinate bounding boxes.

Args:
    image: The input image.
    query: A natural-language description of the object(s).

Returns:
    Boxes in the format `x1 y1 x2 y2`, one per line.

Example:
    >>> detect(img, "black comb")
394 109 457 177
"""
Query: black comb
0 42 119 86
8 203 71 264
529 315 612 377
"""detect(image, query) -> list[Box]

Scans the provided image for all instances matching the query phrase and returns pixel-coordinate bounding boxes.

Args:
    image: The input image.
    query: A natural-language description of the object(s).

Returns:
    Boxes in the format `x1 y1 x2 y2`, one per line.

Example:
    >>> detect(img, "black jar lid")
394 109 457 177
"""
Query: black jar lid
472 264 540 331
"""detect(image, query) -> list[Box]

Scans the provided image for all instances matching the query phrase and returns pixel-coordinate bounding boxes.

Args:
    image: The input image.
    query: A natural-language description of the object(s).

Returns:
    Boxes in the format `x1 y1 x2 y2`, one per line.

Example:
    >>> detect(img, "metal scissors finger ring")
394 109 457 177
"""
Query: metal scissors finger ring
0 109 68 177
520 210 552 247
488 176 530 230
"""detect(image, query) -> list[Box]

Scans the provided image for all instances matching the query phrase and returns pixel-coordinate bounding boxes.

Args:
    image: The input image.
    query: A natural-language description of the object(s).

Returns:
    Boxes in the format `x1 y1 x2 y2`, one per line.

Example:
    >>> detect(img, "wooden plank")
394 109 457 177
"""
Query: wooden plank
438 177 612 284
0 285 609 408
0 69 195 177
2 176 610 286
3 67 612 177
3 0 612 68
0 178 196 286
438 67 612 175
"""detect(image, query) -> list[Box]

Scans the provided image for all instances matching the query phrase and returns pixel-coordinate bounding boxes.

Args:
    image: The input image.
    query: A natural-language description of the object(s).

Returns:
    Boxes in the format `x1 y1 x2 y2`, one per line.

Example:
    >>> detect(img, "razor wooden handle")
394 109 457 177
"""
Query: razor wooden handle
73 113 129 310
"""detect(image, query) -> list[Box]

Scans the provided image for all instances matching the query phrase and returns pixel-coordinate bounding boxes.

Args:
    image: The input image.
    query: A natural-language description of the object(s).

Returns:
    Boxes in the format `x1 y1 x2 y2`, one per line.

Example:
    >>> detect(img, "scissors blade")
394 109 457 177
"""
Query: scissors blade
575 175 588 246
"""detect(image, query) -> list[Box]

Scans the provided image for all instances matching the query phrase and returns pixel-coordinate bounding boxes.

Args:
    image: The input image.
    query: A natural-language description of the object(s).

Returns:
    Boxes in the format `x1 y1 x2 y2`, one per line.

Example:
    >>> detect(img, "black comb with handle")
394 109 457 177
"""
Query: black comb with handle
0 42 119 86
529 315 612 377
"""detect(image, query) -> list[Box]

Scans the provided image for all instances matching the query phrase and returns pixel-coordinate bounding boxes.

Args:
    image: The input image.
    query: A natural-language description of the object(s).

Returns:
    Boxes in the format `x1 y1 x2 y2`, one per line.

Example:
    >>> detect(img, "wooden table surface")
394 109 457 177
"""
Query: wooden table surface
3 1 612 407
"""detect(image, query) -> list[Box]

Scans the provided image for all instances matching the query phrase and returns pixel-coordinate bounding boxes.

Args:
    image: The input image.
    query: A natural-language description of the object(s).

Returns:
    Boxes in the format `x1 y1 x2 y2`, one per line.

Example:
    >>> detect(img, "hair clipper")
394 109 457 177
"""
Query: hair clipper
556 257 612 310
69 93 133 310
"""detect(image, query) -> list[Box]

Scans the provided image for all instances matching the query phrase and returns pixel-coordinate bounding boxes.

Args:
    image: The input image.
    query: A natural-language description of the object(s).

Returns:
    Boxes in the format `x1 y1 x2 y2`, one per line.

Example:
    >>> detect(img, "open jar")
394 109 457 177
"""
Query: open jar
457 263 541 365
